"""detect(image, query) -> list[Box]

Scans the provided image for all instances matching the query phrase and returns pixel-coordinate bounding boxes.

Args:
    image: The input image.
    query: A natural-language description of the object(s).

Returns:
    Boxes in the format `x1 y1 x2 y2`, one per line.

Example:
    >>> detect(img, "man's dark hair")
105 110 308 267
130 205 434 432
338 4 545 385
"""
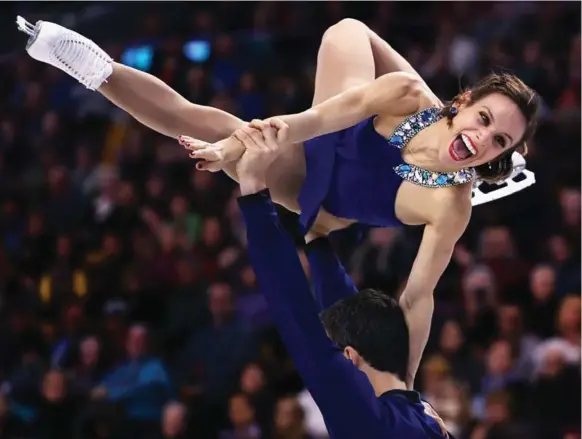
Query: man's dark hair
319 289 409 381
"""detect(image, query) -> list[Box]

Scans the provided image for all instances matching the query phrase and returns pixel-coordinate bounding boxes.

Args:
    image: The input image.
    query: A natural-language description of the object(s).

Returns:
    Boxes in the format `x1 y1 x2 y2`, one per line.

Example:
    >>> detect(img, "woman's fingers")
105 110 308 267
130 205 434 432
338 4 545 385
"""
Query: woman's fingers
269 118 289 143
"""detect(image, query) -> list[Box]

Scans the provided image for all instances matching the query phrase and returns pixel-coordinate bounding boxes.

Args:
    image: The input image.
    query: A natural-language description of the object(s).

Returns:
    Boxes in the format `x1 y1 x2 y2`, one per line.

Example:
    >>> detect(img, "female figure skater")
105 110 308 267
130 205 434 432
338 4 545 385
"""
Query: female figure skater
17 17 539 387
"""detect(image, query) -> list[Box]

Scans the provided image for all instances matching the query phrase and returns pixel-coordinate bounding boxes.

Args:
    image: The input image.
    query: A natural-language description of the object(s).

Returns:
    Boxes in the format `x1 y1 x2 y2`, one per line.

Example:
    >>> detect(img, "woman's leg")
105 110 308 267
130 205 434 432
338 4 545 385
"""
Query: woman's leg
312 18 434 104
272 19 440 216
99 63 244 143
311 19 377 105
188 20 433 215
203 20 392 213
260 19 381 213
365 28 424 78
365 28 441 103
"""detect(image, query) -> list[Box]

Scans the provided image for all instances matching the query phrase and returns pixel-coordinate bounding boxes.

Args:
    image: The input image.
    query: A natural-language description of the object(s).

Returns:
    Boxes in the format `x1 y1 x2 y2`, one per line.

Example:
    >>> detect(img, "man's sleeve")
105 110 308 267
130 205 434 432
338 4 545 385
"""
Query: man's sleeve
238 190 382 437
305 237 357 310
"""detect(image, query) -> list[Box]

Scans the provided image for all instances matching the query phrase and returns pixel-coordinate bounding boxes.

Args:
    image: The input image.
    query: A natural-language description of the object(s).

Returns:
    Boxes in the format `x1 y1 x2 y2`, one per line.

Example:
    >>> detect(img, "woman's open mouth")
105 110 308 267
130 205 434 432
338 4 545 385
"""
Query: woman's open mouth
449 134 478 162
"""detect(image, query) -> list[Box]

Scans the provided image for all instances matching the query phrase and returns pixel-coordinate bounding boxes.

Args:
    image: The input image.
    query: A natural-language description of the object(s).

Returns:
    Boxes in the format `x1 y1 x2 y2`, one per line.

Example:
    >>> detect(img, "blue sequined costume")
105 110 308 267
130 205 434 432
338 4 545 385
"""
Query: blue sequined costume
298 107 475 231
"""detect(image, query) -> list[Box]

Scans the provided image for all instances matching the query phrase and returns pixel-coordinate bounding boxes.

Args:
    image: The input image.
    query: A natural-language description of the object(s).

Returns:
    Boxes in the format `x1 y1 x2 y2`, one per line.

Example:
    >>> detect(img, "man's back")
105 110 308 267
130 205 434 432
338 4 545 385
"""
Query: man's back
376 390 448 439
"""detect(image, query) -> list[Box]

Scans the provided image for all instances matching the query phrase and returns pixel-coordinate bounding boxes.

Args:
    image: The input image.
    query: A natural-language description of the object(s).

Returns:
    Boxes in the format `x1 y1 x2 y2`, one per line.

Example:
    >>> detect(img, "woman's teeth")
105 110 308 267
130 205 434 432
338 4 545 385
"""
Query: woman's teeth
461 134 476 156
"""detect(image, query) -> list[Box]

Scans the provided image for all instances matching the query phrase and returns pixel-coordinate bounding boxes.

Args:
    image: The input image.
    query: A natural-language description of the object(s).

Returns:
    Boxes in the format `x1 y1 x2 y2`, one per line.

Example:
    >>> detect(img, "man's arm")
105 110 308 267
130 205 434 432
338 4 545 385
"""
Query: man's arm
239 191 382 437
100 360 172 401
304 237 357 310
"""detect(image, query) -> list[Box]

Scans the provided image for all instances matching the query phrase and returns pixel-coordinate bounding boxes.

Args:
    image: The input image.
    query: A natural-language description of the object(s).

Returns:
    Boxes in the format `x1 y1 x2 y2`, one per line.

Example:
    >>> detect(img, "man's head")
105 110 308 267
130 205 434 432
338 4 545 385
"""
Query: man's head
162 401 187 438
208 282 235 324
126 324 148 359
319 289 409 381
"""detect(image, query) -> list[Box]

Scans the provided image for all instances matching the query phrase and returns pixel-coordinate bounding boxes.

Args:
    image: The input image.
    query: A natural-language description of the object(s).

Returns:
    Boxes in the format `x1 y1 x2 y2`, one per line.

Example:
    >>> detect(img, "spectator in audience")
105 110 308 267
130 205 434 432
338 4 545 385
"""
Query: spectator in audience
161 401 190 439
528 264 560 338
7 334 46 430
480 340 520 396
177 281 257 428
461 265 498 346
239 362 275 435
169 194 203 246
35 369 79 439
0 3 579 438
420 355 471 437
72 145 101 195
19 211 52 280
93 324 174 435
534 294 581 371
546 235 581 296
163 257 210 350
0 395 21 438
43 165 86 234
273 396 312 439
531 340 581 437
495 304 539 379
478 226 529 301
220 393 262 439
38 235 88 320
348 228 414 290
437 319 484 393
474 390 532 439
69 335 106 397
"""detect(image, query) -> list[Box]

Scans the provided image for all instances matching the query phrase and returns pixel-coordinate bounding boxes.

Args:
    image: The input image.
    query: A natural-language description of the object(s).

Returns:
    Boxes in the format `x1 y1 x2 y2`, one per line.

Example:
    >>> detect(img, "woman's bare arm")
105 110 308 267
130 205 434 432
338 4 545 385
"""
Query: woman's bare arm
272 71 423 144
399 190 472 389
184 71 424 166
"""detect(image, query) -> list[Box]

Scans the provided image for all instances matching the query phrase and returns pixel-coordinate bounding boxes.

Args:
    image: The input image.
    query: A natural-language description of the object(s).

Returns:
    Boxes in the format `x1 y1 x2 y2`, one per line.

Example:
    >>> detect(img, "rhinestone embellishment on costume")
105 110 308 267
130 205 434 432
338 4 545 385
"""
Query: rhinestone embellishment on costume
394 164 476 188
387 107 442 149
388 106 476 188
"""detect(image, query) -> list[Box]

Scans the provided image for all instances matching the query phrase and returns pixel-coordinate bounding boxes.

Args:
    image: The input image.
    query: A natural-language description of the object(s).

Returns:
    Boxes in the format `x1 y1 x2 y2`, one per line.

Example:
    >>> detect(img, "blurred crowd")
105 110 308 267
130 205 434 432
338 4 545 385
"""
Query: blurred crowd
0 2 580 439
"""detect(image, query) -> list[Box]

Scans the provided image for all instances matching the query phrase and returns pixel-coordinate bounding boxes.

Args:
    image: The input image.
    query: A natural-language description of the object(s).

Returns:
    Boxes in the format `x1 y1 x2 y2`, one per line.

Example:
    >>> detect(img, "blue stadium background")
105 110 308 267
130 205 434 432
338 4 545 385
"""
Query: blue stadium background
0 2 580 439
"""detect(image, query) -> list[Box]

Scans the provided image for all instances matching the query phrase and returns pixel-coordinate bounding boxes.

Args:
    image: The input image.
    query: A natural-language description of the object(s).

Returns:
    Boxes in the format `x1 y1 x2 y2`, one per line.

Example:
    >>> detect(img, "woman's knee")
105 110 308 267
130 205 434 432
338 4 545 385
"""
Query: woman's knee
322 18 370 42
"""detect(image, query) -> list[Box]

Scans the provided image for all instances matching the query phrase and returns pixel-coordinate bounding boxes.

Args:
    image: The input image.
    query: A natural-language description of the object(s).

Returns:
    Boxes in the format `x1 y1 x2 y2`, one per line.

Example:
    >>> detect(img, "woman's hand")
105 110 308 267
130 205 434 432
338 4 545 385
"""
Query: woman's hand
248 118 289 144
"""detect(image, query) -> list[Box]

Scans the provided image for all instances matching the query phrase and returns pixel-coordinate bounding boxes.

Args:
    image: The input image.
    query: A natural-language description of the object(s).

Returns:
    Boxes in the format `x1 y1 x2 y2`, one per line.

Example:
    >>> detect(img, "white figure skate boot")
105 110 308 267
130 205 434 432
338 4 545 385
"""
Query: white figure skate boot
16 16 113 90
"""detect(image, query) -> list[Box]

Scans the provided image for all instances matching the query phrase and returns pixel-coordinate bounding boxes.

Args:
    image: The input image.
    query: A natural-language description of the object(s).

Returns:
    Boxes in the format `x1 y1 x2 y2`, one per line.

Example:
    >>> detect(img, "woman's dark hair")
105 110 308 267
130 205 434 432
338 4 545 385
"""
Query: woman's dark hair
441 72 541 183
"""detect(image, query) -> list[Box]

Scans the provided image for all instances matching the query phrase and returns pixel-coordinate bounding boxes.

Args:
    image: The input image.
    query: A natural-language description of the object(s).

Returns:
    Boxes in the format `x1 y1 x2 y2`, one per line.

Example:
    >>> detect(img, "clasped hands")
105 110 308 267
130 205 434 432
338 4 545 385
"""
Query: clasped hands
178 118 289 172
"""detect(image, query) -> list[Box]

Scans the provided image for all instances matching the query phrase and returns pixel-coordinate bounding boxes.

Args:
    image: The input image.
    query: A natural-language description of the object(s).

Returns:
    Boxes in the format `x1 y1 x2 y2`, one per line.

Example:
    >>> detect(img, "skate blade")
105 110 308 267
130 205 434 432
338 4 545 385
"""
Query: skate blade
16 16 42 50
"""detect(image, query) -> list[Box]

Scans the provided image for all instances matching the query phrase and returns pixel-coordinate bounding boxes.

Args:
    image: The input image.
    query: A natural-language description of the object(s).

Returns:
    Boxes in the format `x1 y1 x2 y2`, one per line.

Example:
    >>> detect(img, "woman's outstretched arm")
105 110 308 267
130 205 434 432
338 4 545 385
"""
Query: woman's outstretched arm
268 71 424 145
184 71 425 166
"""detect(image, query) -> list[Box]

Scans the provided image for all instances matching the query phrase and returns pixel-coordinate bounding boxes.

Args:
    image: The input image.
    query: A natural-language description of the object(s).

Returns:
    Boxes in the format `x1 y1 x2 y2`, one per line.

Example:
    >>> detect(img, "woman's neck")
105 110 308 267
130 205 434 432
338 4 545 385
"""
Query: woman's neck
403 118 458 173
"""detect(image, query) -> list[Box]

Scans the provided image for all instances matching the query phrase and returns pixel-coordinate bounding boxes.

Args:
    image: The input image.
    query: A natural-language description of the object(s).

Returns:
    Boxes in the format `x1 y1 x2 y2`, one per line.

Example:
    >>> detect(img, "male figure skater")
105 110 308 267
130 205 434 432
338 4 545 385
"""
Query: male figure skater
235 129 450 438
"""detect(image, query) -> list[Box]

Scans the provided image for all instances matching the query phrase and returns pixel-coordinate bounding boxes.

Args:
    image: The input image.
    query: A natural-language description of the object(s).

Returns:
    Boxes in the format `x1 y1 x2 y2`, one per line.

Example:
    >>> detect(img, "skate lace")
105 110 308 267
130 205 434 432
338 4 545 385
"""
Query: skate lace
49 31 112 90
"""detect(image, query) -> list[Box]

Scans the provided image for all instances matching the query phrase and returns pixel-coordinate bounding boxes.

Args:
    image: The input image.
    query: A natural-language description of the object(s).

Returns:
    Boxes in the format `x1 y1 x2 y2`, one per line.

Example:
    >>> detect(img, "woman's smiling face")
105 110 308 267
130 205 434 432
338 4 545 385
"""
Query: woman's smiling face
439 92 527 169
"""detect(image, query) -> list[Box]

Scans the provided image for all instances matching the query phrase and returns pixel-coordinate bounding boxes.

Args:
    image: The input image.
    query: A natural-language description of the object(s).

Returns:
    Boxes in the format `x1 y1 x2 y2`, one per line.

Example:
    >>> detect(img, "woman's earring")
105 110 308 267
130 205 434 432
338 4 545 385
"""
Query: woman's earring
450 106 458 115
